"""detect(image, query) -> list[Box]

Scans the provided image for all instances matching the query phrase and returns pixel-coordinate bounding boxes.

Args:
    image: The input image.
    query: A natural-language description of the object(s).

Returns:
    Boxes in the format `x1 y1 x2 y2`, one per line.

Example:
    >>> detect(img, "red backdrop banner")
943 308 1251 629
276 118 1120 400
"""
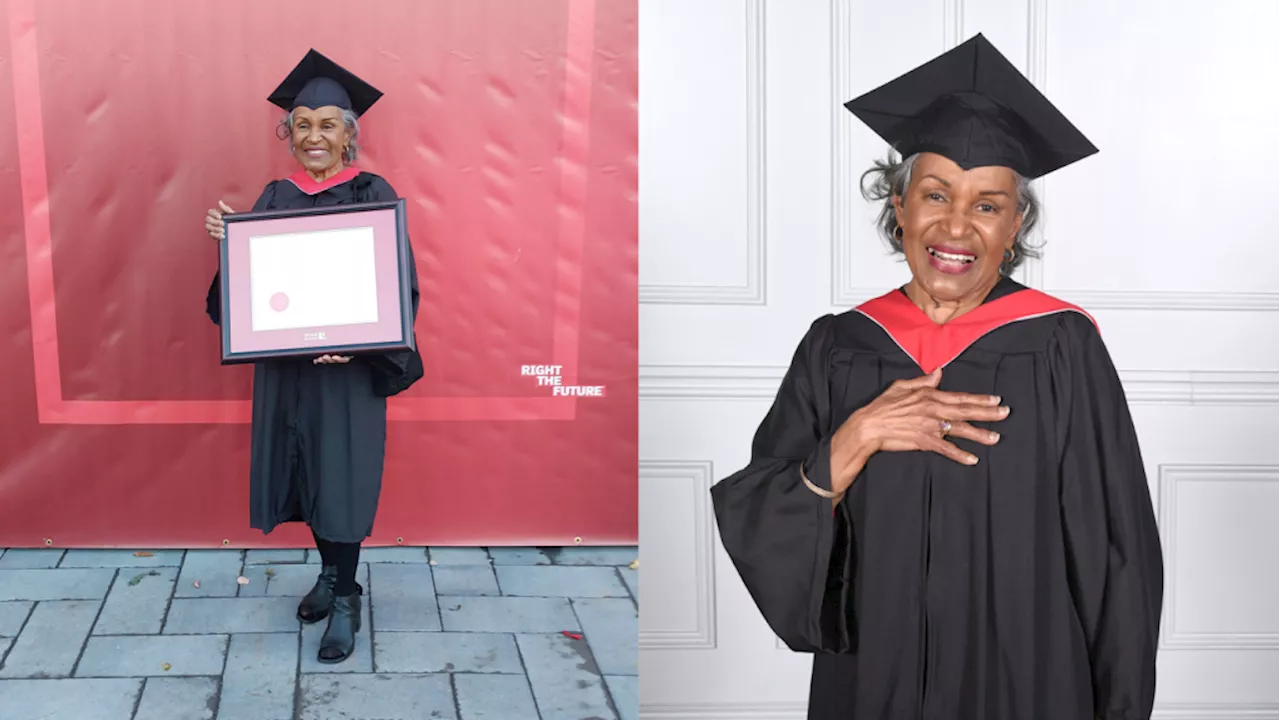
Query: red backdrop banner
0 0 638 548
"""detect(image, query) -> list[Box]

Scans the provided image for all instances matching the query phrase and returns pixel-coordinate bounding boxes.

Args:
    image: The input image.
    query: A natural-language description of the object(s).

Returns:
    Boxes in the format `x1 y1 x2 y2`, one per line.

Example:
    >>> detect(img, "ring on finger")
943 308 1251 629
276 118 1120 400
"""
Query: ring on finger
939 420 952 436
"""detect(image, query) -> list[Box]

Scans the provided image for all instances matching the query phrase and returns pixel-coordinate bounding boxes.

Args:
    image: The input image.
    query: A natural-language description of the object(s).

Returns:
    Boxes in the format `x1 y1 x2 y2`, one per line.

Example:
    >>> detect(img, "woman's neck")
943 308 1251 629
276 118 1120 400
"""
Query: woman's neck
903 276 1000 325
306 163 347 183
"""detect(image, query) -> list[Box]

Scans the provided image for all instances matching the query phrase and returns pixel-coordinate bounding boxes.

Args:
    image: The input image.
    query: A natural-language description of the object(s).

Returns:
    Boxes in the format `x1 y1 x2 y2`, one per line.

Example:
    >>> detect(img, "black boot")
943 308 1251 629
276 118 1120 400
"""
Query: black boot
318 585 362 664
296 566 337 624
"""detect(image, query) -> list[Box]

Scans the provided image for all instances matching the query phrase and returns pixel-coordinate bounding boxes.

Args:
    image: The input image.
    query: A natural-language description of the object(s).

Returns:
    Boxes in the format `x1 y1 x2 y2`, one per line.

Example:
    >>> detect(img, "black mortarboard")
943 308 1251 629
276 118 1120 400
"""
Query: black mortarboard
267 49 383 116
844 33 1097 179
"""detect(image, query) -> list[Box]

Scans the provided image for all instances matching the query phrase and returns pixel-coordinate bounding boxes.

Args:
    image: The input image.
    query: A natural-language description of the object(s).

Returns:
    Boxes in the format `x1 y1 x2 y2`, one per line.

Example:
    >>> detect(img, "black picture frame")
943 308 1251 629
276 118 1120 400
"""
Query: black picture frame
218 199 415 365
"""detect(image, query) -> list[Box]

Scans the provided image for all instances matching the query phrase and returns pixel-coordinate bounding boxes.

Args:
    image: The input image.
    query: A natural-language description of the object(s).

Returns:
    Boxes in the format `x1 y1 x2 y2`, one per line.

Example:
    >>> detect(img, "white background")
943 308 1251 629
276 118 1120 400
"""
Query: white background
248 226 380 332
636 0 1280 717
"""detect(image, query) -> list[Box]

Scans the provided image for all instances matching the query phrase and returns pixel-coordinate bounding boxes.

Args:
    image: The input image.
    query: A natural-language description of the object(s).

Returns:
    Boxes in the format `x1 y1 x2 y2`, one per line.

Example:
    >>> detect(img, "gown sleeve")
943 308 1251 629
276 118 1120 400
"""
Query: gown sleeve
710 314 854 653
358 175 423 395
1051 312 1164 720
205 181 278 325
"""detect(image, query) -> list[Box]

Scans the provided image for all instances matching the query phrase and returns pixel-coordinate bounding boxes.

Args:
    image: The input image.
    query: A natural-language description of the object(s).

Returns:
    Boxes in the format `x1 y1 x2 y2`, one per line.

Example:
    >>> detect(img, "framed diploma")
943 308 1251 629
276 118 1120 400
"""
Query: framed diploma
218 199 416 364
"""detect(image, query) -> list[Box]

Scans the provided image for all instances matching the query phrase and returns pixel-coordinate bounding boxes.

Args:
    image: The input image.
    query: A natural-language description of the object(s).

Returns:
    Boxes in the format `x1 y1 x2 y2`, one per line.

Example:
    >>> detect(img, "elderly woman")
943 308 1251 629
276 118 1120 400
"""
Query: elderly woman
711 34 1163 720
202 49 421 665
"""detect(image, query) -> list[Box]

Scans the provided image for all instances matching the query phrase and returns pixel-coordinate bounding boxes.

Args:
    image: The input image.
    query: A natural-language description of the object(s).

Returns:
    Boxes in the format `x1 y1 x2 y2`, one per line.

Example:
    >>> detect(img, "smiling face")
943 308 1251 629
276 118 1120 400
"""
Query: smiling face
894 152 1024 306
291 106 350 175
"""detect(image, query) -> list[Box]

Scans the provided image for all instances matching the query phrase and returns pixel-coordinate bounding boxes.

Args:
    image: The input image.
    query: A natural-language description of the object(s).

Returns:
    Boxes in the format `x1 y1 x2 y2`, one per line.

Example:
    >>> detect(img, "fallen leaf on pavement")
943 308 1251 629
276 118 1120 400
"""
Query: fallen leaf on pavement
128 573 145 586
628 559 639 570
237 576 249 585
193 580 200 589
162 663 171 672
264 568 276 578
133 551 153 557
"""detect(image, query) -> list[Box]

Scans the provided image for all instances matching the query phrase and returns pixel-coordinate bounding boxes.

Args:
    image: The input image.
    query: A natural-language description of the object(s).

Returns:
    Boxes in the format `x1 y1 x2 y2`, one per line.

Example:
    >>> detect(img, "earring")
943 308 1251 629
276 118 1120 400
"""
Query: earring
1003 248 1016 264
894 226 904 241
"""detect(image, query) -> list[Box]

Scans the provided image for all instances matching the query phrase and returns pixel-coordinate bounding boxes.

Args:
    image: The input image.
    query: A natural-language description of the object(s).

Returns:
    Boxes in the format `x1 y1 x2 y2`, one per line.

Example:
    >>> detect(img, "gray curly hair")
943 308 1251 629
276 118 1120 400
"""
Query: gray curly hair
858 150 1041 274
276 108 361 165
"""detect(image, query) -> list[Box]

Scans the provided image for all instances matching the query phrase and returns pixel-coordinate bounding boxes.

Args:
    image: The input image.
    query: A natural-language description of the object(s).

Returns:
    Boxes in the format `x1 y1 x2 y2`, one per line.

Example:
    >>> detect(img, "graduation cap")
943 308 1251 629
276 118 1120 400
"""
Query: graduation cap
844 33 1097 179
267 49 384 117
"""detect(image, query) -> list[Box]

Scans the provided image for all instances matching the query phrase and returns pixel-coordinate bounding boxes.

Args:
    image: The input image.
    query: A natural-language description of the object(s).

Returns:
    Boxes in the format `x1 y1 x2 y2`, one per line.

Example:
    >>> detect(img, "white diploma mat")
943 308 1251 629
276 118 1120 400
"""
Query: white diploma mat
247 226 380 332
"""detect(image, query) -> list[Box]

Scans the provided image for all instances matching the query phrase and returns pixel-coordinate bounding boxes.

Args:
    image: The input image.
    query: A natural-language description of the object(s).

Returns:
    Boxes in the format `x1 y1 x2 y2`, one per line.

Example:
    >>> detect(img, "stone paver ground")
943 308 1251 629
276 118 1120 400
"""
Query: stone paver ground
0 545 639 720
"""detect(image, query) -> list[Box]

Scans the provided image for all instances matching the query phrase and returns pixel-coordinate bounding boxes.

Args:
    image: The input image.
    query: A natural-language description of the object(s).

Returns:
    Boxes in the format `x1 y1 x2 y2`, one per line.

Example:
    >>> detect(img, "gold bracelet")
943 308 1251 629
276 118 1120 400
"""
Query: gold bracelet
801 463 844 500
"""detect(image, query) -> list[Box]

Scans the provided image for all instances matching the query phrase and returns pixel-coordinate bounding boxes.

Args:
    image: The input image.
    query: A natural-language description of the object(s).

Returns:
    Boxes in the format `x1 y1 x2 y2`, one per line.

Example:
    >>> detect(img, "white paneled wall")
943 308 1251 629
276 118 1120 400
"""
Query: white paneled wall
638 0 1279 717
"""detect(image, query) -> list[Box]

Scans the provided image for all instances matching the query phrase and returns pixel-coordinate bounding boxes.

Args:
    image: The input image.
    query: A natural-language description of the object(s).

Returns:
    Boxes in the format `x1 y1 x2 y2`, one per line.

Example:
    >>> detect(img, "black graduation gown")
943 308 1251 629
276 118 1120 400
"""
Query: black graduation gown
205 171 420 543
711 277 1164 720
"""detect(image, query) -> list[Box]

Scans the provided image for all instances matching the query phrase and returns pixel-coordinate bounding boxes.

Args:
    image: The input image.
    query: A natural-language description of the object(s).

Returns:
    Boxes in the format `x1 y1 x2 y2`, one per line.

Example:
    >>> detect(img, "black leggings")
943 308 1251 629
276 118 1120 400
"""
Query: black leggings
312 528 361 596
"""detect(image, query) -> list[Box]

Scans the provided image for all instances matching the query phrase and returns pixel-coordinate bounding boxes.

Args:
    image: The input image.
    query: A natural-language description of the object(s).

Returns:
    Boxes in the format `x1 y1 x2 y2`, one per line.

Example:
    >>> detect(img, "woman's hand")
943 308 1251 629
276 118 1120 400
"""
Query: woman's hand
828 368 1010 494
205 200 235 241
313 355 353 365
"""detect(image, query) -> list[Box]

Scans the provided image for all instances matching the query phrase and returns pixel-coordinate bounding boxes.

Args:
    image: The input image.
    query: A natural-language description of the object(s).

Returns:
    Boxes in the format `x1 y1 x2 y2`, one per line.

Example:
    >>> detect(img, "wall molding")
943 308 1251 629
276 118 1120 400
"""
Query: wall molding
1048 290 1279 313
641 0 766 305
638 460 718 650
641 702 807 720
1015 0 1048 290
640 364 1279 405
827 0 869 309
942 0 967 48
830 0 967 307
1021 0 1274 313
640 701 1278 720
1157 464 1279 652
835 287 1279 316
1152 705 1279 720
640 365 787 401
1120 371 1279 405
